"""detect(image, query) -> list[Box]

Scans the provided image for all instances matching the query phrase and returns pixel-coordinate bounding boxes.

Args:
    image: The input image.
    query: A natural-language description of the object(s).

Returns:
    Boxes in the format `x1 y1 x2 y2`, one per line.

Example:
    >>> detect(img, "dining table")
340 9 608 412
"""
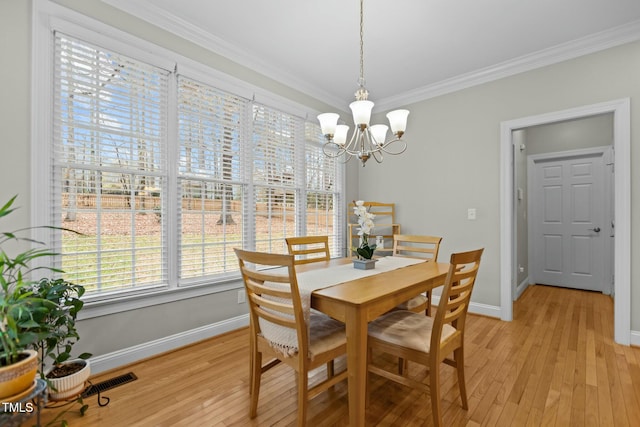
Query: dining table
296 257 450 427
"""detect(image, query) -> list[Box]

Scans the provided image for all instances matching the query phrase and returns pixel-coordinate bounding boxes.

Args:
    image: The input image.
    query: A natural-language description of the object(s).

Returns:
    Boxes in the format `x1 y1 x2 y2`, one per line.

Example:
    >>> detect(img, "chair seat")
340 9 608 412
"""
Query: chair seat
307 312 346 359
394 294 428 311
263 312 346 359
368 310 456 354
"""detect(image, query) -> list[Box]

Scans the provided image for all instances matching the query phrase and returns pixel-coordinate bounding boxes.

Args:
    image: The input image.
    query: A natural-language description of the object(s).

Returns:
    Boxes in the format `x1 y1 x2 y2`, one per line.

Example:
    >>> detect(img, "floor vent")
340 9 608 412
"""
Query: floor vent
82 372 138 397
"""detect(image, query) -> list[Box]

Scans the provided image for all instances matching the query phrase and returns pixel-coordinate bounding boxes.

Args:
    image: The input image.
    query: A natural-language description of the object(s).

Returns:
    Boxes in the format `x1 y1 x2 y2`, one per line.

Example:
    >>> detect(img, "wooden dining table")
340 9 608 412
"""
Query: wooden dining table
298 257 450 426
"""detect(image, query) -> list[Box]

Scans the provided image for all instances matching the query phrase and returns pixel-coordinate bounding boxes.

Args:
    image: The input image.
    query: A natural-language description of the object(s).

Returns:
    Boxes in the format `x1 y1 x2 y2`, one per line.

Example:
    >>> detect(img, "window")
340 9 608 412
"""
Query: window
47 28 344 302
304 123 342 256
53 32 169 295
252 103 300 254
177 76 246 282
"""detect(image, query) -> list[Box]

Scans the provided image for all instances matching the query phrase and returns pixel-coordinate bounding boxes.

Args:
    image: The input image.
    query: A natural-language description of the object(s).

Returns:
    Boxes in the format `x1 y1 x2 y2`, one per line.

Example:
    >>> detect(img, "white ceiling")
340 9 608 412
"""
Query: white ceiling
104 0 640 110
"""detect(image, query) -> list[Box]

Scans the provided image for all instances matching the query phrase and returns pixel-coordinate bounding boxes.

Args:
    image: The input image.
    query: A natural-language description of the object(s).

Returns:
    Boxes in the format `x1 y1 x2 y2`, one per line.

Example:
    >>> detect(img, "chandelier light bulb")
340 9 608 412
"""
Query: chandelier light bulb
386 109 410 135
349 100 374 126
317 113 339 136
335 125 350 145
369 124 388 146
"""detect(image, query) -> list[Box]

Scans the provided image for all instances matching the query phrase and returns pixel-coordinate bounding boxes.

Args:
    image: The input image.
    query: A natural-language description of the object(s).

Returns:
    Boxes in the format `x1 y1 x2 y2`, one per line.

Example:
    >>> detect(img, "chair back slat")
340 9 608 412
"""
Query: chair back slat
286 235 331 265
432 248 483 348
235 248 308 352
392 234 442 261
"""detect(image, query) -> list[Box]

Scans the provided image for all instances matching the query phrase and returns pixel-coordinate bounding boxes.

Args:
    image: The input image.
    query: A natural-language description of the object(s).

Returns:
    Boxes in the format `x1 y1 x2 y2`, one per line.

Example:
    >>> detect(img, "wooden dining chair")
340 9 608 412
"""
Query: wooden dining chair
367 248 484 427
234 248 347 427
285 235 331 265
392 234 442 316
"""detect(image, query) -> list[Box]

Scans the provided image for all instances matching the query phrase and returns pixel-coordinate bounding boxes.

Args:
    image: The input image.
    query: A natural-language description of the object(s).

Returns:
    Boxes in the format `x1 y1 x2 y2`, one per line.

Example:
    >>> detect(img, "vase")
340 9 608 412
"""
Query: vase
353 258 377 270
46 359 91 401
0 349 38 401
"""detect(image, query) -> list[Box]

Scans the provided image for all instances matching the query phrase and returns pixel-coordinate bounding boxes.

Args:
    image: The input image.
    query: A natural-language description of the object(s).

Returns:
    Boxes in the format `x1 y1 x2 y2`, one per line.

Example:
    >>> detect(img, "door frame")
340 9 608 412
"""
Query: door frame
527 146 612 292
500 98 630 345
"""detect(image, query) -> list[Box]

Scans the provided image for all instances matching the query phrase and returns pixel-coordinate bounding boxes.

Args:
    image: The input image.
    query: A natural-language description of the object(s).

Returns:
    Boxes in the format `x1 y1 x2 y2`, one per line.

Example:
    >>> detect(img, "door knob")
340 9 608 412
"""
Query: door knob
588 227 601 232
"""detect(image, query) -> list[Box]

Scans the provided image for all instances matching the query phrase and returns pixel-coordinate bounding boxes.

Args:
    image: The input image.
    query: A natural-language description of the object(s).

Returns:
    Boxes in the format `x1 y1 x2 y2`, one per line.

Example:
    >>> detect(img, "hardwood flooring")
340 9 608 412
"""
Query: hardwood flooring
33 285 640 426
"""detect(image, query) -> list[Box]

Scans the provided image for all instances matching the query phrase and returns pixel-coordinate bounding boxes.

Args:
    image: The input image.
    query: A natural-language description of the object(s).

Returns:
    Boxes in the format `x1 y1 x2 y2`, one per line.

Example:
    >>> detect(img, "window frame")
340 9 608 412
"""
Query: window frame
32 2 345 319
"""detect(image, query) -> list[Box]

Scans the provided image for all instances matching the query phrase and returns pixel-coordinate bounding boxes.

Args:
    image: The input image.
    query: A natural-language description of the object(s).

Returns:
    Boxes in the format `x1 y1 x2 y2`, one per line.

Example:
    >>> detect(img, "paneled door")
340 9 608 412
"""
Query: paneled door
529 148 609 292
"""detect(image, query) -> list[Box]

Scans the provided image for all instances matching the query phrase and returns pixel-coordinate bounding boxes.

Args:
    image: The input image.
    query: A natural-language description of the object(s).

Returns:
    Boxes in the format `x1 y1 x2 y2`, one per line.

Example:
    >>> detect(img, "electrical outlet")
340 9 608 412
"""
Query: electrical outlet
467 208 477 220
237 290 246 304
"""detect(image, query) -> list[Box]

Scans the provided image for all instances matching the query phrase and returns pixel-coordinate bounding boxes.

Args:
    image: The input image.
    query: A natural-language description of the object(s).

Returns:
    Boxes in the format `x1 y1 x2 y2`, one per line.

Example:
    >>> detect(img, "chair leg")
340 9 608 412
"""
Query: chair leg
397 357 408 375
429 358 443 427
327 360 334 378
249 339 254 396
425 291 432 316
250 351 262 418
454 347 468 409
296 370 309 427
366 346 372 408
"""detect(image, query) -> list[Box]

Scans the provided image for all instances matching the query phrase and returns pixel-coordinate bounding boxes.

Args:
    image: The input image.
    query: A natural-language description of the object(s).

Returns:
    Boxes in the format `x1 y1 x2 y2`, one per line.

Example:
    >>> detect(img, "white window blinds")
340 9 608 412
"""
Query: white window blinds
305 122 342 256
252 103 300 254
53 32 169 295
46 25 345 301
177 76 247 280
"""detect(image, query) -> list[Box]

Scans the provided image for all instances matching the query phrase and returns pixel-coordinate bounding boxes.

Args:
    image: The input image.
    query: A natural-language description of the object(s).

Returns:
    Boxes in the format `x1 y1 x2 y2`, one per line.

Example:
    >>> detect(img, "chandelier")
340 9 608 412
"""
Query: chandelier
318 0 409 166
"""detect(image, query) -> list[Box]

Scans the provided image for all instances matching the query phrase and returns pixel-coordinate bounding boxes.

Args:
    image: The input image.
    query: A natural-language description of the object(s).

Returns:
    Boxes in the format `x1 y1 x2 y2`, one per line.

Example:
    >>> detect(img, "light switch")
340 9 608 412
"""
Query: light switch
467 208 476 220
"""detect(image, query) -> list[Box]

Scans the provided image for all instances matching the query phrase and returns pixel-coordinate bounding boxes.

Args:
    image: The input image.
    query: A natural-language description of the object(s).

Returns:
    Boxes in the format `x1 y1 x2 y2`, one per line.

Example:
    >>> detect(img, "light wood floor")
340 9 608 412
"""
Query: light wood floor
34 285 640 426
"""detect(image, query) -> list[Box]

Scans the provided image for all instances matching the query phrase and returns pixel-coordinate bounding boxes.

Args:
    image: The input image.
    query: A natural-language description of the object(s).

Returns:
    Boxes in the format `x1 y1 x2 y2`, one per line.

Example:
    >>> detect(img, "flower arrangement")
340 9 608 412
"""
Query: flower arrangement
352 200 377 260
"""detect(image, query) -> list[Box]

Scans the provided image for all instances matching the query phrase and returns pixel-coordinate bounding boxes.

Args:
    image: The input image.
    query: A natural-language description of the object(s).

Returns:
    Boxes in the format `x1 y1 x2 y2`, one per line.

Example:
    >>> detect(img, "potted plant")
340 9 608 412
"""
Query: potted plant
29 277 92 401
0 196 54 400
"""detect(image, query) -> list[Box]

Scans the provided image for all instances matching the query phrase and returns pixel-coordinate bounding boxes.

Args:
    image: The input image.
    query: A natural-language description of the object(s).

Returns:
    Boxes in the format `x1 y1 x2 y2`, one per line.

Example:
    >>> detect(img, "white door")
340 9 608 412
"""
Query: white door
529 149 608 292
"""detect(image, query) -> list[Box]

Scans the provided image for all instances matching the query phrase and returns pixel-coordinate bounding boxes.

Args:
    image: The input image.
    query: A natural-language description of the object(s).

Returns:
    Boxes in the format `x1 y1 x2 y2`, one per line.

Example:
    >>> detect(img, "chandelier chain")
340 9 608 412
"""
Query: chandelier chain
359 0 365 87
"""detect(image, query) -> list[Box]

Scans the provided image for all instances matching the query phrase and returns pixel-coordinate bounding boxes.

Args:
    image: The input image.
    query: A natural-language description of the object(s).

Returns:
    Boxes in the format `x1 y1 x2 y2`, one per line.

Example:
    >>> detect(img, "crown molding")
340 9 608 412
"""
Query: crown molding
376 20 640 111
101 0 345 109
101 0 640 111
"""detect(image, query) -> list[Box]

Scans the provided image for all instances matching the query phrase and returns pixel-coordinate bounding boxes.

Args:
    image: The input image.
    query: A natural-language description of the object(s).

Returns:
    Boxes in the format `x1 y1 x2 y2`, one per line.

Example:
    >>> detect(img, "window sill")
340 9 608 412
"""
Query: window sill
77 275 244 320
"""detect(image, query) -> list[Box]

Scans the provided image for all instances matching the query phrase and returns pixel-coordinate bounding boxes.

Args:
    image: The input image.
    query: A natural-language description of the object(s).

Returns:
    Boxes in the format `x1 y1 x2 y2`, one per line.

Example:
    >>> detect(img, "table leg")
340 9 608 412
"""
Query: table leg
345 306 367 427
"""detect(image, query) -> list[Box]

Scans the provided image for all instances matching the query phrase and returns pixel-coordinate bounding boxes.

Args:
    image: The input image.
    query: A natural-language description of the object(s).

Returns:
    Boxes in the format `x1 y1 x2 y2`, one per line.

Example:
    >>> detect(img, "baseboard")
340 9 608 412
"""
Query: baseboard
431 295 501 318
89 314 249 375
630 330 640 347
515 277 530 300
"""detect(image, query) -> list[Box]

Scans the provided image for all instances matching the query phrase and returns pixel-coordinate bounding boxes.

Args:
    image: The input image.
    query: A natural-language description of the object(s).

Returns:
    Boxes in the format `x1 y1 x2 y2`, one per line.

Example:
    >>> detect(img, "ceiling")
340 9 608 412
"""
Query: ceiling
104 0 640 111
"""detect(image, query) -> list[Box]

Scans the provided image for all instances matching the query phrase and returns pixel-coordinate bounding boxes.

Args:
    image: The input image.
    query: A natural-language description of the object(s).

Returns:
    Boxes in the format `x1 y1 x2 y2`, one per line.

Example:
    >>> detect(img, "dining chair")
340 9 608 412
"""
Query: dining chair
367 248 484 427
234 248 348 426
285 235 331 265
392 234 443 316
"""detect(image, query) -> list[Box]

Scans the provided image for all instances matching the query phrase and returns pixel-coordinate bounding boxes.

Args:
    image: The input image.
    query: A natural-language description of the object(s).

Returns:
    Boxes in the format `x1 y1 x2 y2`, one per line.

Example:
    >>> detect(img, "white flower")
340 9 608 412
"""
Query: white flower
353 200 375 236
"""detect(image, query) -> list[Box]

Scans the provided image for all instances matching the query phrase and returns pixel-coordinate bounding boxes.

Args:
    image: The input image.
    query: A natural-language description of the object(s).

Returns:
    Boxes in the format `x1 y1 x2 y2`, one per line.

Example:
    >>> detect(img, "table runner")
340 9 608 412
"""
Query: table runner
261 256 425 356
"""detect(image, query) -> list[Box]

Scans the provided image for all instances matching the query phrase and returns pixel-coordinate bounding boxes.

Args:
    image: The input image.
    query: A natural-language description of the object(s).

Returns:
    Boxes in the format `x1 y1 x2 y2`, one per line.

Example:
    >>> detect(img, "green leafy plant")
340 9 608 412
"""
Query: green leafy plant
0 196 90 424
0 195 57 366
29 277 91 373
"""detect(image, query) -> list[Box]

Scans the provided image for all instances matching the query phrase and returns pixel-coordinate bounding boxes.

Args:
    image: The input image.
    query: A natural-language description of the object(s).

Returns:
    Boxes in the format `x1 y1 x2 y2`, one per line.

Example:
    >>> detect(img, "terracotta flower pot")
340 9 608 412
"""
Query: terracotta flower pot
47 359 90 401
0 349 38 401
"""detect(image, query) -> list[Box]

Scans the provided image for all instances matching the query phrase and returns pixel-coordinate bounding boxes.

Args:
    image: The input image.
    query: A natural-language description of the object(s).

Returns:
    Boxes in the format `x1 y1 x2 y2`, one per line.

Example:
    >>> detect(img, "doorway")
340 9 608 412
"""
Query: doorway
499 98 630 345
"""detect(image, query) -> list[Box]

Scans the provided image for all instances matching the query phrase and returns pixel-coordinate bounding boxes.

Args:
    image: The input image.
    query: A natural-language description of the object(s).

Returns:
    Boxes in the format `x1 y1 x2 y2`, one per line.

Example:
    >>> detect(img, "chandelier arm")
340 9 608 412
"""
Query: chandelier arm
371 147 384 163
337 152 354 164
323 141 347 158
378 138 408 156
343 126 362 156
